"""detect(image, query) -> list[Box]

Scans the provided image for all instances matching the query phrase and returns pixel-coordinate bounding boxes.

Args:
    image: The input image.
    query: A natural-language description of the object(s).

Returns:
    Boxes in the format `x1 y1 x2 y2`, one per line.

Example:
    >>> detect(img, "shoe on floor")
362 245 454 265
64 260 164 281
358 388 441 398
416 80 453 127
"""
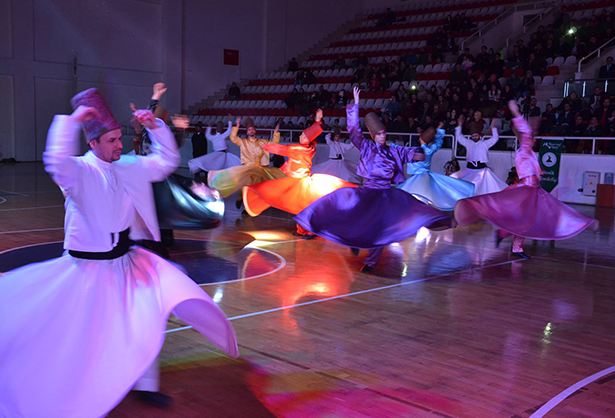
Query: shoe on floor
292 232 303 237
134 391 174 408
360 264 373 273
235 199 242 209
302 234 317 240
512 251 531 260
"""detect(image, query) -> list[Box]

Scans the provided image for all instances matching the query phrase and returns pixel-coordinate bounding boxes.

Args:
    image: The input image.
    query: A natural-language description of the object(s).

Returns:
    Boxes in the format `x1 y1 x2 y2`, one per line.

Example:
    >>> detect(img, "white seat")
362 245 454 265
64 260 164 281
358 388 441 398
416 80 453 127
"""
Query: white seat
552 56 565 66
533 76 542 85
416 64 425 72
546 57 553 66
424 64 433 73
541 76 554 85
390 81 401 91
441 63 451 71
432 64 442 72
563 56 577 66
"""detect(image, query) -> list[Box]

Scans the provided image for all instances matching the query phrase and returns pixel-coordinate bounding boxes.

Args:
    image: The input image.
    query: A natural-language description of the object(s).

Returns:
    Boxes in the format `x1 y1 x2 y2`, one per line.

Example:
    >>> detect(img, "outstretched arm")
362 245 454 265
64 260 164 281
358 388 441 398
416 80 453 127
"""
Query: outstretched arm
221 120 233 139
43 106 100 192
454 115 471 148
483 118 500 149
268 123 281 144
347 87 366 149
229 117 243 146
132 107 180 182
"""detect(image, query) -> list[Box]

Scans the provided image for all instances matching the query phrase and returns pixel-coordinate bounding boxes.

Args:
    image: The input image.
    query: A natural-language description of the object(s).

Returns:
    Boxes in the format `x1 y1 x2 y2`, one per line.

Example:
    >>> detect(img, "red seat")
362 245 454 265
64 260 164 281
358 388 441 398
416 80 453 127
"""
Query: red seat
546 66 560 76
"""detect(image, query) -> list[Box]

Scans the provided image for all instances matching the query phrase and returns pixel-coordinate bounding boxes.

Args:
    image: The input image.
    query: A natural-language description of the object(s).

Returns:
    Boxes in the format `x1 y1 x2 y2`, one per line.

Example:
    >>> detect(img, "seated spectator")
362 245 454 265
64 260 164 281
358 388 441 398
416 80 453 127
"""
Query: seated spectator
460 12 474 30
456 48 474 65
490 54 505 78
468 110 486 134
461 55 475 71
475 46 491 71
517 71 535 99
285 88 299 109
382 96 400 118
526 53 547 77
555 102 576 134
599 56 615 79
570 37 587 58
295 69 305 85
558 91 583 113
228 82 241 100
584 116 604 137
333 55 346 70
304 69 317 85
569 115 587 137
488 84 502 106
403 63 417 82
287 57 299 72
524 97 541 117
589 86 609 109
594 98 614 125
336 89 348 108
501 84 516 106
544 39 556 59
586 36 600 55
368 74 379 92
555 37 571 58
540 103 557 134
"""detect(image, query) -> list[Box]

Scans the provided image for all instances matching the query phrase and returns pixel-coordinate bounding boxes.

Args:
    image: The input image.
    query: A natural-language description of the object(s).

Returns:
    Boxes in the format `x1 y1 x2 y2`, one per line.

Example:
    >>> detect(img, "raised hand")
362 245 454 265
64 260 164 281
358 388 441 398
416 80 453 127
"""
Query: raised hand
315 108 323 122
457 114 465 126
171 114 189 130
236 117 242 127
437 121 444 129
130 103 157 129
490 117 498 129
70 106 101 123
274 124 280 133
152 83 167 100
353 86 361 105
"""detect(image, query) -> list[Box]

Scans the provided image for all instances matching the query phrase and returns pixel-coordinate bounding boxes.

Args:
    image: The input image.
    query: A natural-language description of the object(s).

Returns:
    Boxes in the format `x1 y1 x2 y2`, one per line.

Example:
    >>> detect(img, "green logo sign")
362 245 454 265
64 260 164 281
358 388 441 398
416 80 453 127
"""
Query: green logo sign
539 138 564 192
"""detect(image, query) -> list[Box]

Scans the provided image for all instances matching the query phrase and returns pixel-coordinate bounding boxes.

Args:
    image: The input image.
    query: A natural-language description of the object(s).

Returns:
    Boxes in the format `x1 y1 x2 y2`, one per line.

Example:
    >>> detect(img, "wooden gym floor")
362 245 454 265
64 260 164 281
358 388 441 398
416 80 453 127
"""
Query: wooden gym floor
1 162 614 418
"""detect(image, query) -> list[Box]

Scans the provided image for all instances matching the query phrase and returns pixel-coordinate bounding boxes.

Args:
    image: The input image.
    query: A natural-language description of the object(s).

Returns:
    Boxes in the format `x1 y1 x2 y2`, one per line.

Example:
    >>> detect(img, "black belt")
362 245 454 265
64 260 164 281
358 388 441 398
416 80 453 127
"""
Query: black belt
467 161 487 169
69 228 132 260
331 155 342 160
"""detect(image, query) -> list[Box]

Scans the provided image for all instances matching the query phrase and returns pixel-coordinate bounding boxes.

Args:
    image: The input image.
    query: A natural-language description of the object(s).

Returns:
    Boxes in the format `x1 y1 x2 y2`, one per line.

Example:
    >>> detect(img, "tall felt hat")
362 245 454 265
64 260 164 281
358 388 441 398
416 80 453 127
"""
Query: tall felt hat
154 106 168 123
302 123 323 143
245 118 255 130
364 112 385 139
70 88 121 142
420 126 436 144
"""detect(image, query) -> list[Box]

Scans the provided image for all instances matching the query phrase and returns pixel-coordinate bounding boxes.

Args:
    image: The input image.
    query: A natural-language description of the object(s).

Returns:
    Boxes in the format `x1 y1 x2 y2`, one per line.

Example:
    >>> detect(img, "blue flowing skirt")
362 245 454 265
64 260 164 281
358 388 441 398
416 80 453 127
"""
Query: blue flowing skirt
294 187 454 249
397 171 475 211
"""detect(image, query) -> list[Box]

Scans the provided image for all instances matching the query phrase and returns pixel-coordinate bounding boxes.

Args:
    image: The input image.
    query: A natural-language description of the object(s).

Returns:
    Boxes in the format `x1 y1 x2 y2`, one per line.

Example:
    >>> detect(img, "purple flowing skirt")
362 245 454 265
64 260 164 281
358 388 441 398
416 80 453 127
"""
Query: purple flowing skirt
294 187 454 249
454 183 599 240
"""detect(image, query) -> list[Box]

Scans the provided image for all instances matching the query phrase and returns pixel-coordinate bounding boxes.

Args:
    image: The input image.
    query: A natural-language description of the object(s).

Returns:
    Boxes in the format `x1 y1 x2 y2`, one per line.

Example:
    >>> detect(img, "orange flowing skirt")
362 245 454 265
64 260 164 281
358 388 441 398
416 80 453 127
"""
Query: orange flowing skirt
242 174 357 217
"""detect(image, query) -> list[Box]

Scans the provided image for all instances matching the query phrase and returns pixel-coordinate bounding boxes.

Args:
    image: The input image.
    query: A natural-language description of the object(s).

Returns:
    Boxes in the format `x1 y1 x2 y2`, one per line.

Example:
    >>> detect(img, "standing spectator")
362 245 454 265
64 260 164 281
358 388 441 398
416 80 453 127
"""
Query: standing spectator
228 82 241 100
191 122 207 159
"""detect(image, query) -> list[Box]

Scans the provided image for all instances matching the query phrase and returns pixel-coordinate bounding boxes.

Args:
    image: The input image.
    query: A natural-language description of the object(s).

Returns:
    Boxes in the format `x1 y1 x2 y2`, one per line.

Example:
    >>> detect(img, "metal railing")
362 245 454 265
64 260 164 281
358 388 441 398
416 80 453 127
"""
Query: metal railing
576 35 615 78
461 0 557 50
504 0 562 47
451 134 615 157
562 77 615 98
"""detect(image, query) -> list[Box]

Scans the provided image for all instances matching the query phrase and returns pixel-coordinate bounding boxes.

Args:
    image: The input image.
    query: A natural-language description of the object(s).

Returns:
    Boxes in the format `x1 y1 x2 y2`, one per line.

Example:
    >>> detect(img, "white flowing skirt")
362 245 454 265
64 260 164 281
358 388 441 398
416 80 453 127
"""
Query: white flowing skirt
0 247 239 418
188 151 242 174
311 159 363 184
450 167 507 196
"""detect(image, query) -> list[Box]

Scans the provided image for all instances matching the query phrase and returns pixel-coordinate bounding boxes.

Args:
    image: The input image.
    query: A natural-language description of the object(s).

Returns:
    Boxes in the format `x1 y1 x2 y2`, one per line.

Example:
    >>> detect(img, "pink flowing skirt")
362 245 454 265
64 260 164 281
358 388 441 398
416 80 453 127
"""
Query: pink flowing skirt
454 183 599 240
0 247 239 418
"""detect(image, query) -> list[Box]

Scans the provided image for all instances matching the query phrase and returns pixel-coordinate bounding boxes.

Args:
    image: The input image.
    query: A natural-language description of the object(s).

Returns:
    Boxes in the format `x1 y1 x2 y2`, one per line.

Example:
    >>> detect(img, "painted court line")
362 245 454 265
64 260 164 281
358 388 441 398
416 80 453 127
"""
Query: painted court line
528 365 615 418
165 258 524 334
199 246 287 287
0 227 64 235
0 205 64 212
